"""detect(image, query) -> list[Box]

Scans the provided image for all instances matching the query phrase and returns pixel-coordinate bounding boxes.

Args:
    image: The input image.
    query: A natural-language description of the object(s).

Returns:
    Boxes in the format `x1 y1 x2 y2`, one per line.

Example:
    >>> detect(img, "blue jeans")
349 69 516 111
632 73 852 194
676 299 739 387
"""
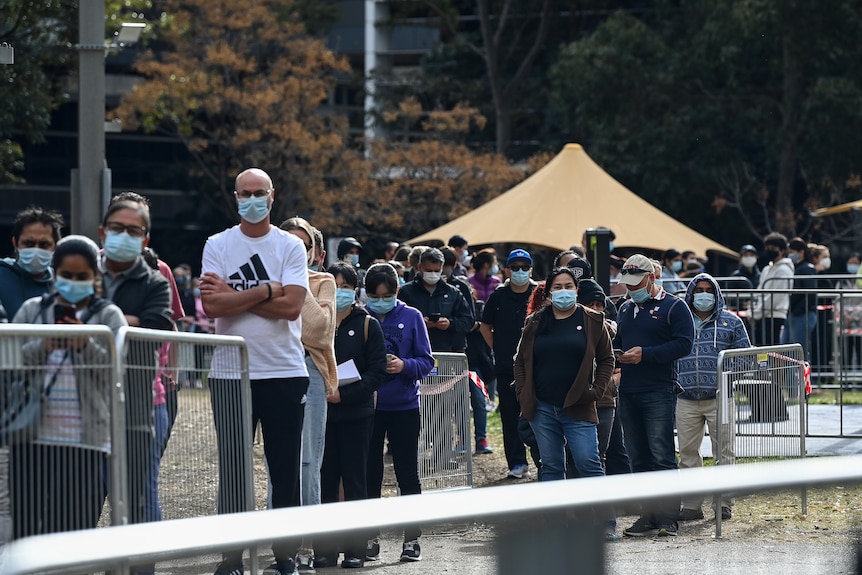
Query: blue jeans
301 356 327 507
529 400 604 481
529 400 615 530
144 403 168 523
619 390 678 525
782 311 817 362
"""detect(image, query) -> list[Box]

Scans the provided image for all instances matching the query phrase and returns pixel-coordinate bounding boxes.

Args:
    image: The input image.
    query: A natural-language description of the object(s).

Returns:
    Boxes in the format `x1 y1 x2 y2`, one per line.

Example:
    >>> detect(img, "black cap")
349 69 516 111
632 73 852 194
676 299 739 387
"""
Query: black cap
566 257 593 282
448 234 468 248
337 237 362 259
577 279 606 306
740 244 757 255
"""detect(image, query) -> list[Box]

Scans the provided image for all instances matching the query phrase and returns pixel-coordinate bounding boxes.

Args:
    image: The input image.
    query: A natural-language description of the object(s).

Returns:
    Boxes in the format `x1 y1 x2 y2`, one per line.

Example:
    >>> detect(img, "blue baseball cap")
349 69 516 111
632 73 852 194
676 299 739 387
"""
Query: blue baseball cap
506 249 532 267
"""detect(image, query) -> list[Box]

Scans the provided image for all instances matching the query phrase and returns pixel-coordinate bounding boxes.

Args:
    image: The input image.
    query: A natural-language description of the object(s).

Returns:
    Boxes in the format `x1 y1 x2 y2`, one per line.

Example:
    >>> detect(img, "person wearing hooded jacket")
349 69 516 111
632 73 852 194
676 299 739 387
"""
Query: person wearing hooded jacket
676 273 751 522
750 232 795 346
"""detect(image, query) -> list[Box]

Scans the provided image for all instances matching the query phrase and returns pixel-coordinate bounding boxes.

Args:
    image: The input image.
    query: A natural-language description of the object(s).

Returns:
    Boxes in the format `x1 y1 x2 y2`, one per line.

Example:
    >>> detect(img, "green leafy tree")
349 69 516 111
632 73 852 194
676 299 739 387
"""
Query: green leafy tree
0 1 76 184
548 1 862 245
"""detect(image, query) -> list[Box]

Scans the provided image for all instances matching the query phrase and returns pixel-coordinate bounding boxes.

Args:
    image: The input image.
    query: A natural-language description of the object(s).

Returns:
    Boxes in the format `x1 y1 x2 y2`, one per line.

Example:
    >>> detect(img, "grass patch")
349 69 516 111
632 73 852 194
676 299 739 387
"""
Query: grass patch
808 390 862 405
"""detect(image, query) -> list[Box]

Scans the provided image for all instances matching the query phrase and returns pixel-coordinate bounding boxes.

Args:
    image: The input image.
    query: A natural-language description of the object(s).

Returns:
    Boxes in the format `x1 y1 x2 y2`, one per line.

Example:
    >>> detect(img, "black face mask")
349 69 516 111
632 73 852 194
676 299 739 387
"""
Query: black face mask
758 249 780 268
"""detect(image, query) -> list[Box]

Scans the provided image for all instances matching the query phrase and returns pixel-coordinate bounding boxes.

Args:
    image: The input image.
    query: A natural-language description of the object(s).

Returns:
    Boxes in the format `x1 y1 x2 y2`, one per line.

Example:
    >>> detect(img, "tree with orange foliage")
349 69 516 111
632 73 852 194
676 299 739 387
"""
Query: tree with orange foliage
113 0 358 224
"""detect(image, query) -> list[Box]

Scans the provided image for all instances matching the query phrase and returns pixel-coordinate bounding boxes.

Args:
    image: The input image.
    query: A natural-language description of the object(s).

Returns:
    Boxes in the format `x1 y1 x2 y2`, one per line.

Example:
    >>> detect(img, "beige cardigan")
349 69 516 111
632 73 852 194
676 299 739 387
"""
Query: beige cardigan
301 271 338 395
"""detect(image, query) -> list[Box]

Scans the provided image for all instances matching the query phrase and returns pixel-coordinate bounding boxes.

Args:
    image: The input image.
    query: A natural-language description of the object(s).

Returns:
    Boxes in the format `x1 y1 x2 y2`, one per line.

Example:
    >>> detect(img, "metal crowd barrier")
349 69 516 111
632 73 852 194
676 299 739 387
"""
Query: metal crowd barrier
5 455 862 575
418 352 472 492
0 324 118 544
716 344 806 536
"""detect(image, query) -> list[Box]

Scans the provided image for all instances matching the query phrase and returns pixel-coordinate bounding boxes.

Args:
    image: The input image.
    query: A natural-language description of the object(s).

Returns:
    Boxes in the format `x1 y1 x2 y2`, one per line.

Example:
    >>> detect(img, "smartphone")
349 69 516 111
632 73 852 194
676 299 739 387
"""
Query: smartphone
386 354 396 362
54 304 77 323
428 313 441 323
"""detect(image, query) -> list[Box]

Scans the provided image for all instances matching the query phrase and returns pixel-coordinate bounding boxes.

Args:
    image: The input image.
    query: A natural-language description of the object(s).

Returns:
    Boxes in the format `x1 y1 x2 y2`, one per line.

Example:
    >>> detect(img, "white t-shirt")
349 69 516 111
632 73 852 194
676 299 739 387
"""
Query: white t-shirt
202 225 310 380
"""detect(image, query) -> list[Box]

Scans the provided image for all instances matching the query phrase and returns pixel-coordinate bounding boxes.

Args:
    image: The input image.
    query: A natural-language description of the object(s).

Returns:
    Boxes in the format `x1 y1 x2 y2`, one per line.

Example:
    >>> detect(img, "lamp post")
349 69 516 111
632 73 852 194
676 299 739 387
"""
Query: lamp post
72 5 144 241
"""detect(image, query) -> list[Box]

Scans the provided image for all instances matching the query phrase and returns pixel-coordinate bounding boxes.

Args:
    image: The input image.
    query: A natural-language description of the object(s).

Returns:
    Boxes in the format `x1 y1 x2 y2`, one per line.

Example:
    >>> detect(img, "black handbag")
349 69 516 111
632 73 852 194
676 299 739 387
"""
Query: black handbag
0 350 69 447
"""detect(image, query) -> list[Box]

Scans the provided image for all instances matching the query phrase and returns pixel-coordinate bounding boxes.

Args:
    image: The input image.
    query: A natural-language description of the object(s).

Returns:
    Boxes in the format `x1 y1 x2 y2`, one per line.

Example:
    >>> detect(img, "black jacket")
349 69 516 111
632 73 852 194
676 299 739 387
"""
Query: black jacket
105 256 174 331
329 306 387 422
789 261 817 316
398 277 473 352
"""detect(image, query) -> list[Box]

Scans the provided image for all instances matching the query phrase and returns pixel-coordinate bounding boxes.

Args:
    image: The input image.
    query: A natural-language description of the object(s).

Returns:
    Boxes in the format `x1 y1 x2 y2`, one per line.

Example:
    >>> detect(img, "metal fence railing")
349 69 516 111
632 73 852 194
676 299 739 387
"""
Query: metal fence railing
419 353 472 492
717 343 807 536
0 324 118 543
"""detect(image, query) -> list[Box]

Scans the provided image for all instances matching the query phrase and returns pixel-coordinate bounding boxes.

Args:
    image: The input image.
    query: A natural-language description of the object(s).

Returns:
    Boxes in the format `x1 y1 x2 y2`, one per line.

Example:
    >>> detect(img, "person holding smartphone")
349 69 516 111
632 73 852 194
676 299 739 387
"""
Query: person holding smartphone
11 235 127 538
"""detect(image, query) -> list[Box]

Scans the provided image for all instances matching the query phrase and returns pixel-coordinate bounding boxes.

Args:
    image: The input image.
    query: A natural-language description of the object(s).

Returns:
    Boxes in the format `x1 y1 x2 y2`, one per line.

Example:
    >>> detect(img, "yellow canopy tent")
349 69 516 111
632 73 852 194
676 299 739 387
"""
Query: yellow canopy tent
409 144 736 257
810 199 862 217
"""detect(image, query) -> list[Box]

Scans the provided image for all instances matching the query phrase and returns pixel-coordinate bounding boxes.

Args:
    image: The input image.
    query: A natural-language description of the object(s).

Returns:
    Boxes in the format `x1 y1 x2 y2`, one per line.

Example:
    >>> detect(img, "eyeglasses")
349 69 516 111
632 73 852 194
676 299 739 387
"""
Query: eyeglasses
104 221 148 238
235 188 273 199
621 267 652 275
509 264 531 272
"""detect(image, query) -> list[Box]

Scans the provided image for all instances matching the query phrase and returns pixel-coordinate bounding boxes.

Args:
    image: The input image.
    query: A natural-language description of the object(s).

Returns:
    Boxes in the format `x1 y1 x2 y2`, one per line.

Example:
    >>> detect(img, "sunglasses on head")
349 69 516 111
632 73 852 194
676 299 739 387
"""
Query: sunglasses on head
621 267 652 275
509 264 530 271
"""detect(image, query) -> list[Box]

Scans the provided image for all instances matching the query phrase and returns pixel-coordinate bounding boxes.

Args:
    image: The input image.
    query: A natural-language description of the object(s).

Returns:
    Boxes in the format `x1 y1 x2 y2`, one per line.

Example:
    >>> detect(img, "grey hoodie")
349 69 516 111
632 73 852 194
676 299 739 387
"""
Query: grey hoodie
13 294 127 450
751 257 795 320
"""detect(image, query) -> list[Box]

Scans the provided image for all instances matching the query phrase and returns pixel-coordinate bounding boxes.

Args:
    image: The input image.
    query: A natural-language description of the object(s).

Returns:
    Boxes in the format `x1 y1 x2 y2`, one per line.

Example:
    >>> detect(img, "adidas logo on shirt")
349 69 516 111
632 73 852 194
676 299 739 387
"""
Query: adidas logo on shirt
227 254 271 291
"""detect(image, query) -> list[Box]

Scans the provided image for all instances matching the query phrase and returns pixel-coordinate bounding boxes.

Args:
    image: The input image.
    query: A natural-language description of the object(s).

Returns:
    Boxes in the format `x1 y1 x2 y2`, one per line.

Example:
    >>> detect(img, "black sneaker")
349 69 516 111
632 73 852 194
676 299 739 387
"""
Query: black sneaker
263 558 298 575
214 559 244 575
400 540 421 562
657 523 678 537
678 508 705 521
341 556 364 569
623 516 658 537
365 538 380 561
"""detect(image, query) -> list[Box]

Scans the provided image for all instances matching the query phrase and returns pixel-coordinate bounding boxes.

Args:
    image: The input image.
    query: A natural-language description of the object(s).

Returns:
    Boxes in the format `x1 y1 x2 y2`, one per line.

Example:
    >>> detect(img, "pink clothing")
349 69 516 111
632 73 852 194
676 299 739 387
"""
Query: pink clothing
468 273 501 303
152 260 184 406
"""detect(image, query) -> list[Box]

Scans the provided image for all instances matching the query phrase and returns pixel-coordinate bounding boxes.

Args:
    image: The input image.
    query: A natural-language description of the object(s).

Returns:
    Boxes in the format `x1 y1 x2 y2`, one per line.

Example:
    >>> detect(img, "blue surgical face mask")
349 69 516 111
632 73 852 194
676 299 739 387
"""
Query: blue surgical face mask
490 264 499 275
366 295 397 315
551 289 577 311
693 292 716 312
308 264 319 272
344 253 360 267
788 252 801 264
628 285 651 304
608 241 615 252
848 263 860 274
237 196 271 224
335 287 356 312
55 277 95 304
104 231 144 263
398 277 406 286
510 269 530 286
17 247 53 275
193 287 201 297
671 260 683 273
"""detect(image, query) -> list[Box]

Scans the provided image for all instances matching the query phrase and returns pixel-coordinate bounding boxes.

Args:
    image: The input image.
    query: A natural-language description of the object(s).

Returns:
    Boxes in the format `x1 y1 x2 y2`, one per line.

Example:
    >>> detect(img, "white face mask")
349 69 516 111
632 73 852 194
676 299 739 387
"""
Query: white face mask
422 271 442 285
741 256 757 268
820 257 831 270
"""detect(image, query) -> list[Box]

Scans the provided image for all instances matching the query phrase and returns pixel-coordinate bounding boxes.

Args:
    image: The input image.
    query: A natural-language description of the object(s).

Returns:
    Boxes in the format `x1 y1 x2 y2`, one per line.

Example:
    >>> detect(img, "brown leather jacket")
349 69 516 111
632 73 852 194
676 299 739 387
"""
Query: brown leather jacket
513 304 614 424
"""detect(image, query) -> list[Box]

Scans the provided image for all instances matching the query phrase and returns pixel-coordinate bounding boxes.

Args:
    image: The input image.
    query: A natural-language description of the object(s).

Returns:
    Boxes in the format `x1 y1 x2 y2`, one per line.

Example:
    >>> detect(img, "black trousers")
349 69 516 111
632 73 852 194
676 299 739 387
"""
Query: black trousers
211 376 309 562
497 370 528 470
11 443 106 538
318 415 374 559
367 408 421 541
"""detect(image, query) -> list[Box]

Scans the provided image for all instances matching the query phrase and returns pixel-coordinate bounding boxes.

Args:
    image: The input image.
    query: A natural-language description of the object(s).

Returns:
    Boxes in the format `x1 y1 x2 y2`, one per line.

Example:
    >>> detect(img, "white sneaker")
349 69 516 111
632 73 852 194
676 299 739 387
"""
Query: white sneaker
506 464 531 479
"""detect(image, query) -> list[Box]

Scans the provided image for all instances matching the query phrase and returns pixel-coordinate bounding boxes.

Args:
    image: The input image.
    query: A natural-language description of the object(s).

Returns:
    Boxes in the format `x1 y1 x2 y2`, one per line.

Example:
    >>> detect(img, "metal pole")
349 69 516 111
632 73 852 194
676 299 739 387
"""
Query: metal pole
75 0 106 241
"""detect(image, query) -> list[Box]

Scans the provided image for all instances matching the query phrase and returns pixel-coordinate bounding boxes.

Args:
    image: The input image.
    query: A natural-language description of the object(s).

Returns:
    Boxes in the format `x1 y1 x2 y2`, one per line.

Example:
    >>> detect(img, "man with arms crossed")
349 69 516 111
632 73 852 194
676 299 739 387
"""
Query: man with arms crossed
201 168 309 575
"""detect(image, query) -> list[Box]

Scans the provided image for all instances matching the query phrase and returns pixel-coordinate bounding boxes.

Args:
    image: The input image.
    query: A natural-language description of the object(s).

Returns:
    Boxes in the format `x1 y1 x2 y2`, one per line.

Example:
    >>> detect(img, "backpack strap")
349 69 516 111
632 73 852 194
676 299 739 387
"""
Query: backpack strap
37 293 57 324
80 297 110 324
363 314 370 343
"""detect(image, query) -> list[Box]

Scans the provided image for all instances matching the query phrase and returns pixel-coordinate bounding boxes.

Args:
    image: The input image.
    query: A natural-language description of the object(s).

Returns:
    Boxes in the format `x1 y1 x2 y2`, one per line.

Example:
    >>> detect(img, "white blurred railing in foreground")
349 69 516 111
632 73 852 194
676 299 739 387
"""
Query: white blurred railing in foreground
3 455 862 575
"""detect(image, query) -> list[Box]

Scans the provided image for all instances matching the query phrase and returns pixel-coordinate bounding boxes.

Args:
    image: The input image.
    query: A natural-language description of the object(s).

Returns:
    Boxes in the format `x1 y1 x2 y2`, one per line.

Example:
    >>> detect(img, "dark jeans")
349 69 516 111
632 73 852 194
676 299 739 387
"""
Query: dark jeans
603 405 631 476
367 408 421 541
211 376 309 562
11 443 106 538
754 317 784 346
319 415 374 559
619 390 679 526
497 370 528 470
